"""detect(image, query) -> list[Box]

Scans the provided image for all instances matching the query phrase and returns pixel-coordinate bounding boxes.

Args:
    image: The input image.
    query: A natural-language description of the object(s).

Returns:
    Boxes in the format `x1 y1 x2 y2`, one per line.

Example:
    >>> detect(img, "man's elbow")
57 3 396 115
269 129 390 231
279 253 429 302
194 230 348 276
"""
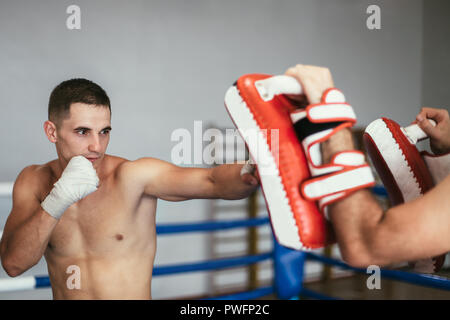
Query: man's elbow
1 255 26 277
338 238 383 269
1 246 29 277
340 240 389 269
341 250 373 269
2 264 25 278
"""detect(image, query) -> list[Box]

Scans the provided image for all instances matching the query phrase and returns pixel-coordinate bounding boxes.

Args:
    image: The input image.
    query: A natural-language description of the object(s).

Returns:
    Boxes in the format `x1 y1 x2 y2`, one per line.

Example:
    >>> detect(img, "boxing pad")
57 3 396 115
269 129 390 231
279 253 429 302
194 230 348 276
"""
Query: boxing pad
224 74 375 250
364 117 449 273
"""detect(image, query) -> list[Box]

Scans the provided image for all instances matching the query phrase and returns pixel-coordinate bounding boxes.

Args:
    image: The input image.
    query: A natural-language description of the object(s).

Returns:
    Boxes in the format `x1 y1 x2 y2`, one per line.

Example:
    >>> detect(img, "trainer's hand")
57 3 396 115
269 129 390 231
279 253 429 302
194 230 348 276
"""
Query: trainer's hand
41 156 99 219
284 64 335 104
416 107 450 155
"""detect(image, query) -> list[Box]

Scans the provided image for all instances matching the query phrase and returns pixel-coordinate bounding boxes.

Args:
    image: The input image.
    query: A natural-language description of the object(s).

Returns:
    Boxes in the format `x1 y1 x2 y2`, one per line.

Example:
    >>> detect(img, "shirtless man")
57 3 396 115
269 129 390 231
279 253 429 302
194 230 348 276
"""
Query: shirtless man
0 79 259 299
285 64 450 268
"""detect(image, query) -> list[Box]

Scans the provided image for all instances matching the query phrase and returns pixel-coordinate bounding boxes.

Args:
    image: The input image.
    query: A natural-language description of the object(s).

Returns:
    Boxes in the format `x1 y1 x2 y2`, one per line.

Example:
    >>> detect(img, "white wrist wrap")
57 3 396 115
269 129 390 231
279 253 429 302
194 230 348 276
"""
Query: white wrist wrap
240 158 256 176
41 156 99 219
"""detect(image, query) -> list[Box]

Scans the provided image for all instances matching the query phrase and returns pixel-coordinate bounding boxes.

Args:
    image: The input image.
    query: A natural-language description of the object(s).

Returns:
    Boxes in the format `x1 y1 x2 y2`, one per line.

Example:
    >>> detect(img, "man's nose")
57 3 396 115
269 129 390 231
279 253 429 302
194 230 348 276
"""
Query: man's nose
88 134 102 152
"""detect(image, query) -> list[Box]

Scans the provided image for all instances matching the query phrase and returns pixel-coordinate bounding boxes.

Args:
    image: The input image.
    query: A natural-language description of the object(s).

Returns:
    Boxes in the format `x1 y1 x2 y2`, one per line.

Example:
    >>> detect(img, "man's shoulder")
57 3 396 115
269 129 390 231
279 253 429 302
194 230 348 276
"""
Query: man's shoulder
14 161 57 199
115 157 174 184
116 157 162 175
18 161 55 182
107 155 129 169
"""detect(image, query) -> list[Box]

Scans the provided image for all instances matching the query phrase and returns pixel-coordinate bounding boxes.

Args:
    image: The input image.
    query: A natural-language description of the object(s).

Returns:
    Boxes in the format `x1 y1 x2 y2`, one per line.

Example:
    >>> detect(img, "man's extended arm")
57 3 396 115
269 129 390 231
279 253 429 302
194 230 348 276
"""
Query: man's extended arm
118 158 258 202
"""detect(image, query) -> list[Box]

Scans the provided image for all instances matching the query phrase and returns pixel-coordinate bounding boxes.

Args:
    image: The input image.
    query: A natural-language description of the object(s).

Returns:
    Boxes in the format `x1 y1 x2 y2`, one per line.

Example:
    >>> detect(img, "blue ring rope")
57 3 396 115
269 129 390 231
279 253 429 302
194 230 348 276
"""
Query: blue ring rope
153 252 273 276
35 276 51 288
156 217 270 234
306 252 450 291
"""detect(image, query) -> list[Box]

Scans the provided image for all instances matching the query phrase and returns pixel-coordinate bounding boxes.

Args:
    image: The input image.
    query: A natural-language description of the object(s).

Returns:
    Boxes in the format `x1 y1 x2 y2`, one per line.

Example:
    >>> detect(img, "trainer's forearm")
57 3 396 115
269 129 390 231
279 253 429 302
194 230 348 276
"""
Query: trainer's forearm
1 208 58 276
210 163 257 200
323 128 386 267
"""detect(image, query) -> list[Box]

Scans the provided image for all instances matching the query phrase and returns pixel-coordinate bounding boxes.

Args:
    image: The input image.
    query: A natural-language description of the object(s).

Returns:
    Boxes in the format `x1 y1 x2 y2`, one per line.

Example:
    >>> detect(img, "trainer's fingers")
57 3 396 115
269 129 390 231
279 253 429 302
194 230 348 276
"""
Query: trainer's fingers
284 93 305 102
416 116 439 140
285 93 308 107
417 107 447 124
284 67 297 79
284 65 303 76
284 65 306 86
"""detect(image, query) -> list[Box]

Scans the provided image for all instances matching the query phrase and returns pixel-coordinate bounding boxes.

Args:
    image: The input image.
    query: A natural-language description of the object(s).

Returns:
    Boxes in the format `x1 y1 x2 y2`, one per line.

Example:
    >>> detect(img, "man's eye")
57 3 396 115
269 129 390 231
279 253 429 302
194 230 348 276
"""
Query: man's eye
77 130 87 135
101 130 110 135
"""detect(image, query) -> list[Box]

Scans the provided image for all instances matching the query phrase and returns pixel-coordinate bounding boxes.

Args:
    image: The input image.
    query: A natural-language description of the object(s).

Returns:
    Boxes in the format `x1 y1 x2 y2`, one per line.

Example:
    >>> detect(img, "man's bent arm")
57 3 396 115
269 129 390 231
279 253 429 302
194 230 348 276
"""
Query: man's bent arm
0 167 58 277
324 129 450 267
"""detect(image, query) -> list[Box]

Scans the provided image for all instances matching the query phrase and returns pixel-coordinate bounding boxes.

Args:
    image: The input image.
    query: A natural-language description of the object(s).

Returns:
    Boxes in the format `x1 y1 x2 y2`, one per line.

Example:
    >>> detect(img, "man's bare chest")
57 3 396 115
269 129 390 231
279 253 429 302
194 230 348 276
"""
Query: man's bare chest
46 181 156 258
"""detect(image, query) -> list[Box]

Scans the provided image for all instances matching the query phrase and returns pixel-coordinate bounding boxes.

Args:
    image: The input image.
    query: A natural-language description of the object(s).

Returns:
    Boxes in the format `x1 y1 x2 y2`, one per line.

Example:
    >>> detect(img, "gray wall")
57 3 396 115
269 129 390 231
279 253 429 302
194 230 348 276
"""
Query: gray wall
422 0 450 110
0 0 426 180
0 0 445 299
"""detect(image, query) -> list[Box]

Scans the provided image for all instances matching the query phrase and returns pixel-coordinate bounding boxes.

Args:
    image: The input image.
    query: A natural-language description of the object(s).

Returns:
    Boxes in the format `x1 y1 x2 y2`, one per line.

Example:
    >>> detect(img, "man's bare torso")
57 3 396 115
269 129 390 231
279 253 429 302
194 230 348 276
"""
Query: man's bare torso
30 155 157 299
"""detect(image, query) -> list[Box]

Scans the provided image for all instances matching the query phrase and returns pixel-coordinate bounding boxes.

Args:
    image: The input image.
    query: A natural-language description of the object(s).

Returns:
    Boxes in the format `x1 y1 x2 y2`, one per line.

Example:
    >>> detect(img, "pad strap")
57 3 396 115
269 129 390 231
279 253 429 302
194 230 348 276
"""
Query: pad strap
290 88 375 216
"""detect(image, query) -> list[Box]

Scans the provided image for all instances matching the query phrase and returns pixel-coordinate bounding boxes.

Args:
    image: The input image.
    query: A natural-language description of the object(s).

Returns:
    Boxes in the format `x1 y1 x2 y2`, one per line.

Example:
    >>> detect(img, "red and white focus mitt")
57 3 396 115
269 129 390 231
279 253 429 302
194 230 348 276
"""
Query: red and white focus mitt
364 117 450 273
224 74 375 250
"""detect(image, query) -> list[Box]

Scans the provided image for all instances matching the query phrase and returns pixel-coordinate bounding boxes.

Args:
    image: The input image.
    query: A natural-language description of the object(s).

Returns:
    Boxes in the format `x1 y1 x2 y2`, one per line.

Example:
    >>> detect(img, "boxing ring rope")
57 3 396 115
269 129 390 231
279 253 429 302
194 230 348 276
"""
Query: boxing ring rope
0 182 13 198
296 252 450 300
156 217 269 234
0 184 449 299
306 252 450 292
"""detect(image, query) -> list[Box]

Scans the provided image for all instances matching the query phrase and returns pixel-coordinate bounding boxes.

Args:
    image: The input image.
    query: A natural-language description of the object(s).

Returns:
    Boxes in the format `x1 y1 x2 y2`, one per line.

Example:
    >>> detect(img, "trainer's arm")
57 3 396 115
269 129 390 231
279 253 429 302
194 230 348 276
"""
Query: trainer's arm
324 129 450 267
285 64 450 267
0 167 58 277
119 158 258 201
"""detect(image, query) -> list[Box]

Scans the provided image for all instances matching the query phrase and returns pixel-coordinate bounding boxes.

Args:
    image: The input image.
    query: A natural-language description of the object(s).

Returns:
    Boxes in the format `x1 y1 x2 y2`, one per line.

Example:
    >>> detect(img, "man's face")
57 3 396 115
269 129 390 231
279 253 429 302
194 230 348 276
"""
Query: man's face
55 102 111 168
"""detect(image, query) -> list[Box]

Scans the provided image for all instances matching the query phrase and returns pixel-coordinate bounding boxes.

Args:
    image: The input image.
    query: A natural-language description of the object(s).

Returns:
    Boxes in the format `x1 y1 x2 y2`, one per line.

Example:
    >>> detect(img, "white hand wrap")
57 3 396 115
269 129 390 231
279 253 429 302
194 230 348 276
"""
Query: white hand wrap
41 156 99 219
240 158 256 176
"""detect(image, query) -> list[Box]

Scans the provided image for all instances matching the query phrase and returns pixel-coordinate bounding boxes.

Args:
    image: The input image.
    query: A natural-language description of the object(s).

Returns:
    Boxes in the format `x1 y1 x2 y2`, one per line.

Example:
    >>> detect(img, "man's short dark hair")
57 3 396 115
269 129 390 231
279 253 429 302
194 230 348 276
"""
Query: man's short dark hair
48 78 111 126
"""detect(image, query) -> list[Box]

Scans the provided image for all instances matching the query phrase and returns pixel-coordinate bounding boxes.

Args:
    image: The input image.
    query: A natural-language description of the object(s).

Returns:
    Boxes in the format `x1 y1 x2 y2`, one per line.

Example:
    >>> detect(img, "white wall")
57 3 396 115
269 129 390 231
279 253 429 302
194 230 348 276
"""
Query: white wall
0 0 437 299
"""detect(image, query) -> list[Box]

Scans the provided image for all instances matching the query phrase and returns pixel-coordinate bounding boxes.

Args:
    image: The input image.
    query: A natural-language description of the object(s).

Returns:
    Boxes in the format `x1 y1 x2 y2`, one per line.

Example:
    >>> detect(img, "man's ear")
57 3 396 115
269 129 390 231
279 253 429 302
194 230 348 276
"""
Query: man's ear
44 120 58 143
